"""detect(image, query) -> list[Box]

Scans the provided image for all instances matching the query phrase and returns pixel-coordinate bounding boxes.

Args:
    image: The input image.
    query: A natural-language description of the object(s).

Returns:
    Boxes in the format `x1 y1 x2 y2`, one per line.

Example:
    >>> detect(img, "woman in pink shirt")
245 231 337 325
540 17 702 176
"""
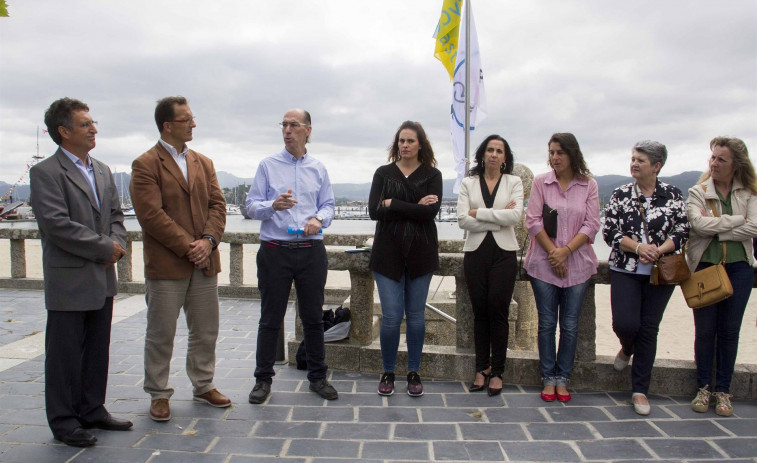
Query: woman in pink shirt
523 133 600 403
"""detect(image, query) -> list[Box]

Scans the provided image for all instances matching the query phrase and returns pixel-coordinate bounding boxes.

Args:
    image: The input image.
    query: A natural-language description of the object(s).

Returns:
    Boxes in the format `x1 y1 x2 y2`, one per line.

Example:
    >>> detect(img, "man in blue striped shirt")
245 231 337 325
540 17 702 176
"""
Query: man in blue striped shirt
246 108 337 403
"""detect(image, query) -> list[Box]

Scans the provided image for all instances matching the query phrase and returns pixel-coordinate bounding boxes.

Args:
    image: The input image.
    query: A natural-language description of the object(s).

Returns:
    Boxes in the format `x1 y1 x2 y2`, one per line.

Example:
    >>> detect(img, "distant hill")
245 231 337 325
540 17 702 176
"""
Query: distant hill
1 170 705 204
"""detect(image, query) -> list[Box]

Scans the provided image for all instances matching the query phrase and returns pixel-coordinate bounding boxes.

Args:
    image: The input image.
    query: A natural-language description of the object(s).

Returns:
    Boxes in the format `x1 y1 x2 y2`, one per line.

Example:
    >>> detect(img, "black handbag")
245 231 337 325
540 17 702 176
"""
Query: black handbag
542 203 558 238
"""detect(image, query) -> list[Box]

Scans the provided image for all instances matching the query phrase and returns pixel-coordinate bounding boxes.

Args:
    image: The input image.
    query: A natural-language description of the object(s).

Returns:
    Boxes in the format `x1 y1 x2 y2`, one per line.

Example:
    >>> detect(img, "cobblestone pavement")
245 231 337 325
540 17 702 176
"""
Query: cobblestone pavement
0 288 755 463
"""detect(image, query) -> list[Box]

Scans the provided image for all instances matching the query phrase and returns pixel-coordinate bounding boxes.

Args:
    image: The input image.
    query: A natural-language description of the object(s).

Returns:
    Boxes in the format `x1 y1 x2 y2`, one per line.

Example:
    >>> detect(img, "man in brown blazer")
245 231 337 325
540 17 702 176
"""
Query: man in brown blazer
130 96 229 421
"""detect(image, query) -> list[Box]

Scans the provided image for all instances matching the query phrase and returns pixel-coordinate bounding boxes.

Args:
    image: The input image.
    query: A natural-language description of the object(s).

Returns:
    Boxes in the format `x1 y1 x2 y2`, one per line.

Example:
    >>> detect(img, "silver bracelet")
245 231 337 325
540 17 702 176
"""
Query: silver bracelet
634 243 641 255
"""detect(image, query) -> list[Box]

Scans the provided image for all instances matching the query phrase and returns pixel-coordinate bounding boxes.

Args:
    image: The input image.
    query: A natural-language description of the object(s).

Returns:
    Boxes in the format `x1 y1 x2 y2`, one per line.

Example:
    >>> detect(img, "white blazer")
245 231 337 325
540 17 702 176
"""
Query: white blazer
457 174 524 252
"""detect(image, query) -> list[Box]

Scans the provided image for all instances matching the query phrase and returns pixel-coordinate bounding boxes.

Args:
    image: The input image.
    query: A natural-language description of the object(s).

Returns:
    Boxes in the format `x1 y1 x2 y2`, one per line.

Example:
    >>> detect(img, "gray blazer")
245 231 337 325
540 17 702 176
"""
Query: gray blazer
30 148 127 311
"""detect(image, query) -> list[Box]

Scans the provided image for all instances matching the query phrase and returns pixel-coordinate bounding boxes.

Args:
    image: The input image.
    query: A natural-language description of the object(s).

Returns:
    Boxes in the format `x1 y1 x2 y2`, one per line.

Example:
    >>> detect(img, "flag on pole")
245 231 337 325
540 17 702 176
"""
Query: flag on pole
450 1 487 193
432 0 462 80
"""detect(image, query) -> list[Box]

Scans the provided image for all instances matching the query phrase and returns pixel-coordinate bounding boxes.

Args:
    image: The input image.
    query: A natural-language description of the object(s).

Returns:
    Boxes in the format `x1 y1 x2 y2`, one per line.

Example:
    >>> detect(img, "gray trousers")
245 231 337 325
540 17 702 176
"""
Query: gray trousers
143 269 219 400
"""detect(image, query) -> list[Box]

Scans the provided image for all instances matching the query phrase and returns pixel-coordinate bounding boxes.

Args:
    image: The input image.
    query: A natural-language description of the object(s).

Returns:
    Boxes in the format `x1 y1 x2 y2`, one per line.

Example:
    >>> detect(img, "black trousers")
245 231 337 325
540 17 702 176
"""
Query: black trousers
463 234 517 376
255 241 328 383
45 298 113 438
610 271 674 394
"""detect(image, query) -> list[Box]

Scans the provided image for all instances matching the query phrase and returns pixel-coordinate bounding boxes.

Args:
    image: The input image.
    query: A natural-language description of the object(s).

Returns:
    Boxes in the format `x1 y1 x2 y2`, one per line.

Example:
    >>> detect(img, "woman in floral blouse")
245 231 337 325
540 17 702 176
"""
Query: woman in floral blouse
602 140 689 415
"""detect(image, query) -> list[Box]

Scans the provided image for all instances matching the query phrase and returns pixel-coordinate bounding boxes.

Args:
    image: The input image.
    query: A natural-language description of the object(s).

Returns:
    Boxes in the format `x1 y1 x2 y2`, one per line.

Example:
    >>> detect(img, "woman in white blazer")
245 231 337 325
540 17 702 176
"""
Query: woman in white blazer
457 135 524 396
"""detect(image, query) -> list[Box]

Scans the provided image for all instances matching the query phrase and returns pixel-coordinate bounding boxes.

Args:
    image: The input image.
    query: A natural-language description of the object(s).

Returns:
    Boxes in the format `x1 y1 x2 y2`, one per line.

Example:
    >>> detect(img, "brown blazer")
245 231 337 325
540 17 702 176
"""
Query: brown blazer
130 142 226 279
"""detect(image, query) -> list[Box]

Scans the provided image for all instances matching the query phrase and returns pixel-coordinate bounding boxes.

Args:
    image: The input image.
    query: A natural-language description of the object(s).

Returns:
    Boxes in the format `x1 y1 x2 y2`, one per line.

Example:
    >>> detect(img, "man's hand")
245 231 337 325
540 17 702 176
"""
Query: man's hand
194 256 210 270
273 189 298 211
187 238 212 265
109 242 126 264
303 217 322 236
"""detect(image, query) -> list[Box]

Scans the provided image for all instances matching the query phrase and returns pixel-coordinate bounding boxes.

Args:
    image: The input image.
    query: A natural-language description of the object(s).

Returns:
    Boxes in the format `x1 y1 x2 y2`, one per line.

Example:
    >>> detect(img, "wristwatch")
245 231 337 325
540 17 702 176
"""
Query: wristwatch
203 234 217 249
314 215 323 223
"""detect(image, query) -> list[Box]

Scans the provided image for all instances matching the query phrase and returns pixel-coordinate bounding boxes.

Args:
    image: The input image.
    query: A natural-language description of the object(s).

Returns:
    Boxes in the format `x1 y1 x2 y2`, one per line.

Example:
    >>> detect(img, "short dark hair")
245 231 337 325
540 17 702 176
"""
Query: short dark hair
44 98 89 145
548 133 592 179
387 121 437 167
155 96 188 132
469 134 514 177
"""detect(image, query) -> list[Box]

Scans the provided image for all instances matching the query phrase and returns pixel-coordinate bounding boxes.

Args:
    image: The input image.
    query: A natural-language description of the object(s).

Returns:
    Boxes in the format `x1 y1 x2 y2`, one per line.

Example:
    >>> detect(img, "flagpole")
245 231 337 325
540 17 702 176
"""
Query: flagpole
463 0 471 176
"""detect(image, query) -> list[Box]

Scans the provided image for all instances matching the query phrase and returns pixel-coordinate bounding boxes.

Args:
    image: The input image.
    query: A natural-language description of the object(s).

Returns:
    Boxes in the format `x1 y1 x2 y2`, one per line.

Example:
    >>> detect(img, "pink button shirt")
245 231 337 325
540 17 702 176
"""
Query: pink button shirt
523 170 600 287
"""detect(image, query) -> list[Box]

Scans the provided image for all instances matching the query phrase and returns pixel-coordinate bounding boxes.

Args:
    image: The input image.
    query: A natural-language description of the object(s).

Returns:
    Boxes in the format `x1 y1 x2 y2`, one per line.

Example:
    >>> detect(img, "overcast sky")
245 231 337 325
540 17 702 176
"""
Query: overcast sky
1 0 755 189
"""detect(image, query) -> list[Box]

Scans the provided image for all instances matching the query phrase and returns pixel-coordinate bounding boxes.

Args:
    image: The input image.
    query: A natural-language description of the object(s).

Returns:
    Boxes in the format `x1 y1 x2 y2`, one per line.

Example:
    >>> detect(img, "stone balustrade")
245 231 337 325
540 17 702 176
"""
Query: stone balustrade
1 228 755 399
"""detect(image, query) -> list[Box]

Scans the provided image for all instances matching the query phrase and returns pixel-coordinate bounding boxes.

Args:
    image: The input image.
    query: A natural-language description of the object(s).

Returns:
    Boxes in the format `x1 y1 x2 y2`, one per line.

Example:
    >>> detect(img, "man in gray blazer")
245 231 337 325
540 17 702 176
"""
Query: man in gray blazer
30 98 132 447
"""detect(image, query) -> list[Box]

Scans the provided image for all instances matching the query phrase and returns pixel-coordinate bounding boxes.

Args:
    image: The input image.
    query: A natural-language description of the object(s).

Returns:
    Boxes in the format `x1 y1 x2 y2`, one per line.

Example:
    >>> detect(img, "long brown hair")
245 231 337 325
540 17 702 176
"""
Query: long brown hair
699 136 757 195
548 133 592 179
387 121 437 167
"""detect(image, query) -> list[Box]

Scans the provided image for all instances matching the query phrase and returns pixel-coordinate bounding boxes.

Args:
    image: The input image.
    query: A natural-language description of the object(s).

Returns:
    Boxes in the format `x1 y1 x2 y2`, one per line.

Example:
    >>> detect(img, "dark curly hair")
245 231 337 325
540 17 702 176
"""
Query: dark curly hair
468 134 514 177
387 121 437 167
44 98 89 145
548 133 592 179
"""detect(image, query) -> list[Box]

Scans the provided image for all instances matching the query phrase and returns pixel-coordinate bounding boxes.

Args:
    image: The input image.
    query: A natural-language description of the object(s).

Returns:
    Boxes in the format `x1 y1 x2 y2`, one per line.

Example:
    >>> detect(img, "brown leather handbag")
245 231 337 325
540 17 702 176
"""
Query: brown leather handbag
636 184 690 285
681 198 733 309
681 245 733 309
651 252 691 285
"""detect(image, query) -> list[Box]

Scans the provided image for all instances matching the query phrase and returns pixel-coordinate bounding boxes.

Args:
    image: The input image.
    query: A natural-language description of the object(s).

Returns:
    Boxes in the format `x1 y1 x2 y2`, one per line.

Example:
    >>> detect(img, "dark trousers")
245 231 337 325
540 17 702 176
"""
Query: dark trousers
693 261 753 392
463 234 517 376
45 298 113 438
610 271 674 394
255 241 328 383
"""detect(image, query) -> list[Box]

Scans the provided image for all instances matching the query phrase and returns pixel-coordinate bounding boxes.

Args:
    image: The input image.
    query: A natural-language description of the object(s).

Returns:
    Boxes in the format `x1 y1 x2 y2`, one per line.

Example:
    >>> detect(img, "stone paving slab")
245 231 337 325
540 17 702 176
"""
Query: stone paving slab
0 288 756 462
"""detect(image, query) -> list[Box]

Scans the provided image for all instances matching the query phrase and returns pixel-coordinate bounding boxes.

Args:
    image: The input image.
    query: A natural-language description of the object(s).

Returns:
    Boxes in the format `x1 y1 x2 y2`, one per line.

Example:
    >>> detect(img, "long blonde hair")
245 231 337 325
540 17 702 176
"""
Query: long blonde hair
698 136 757 195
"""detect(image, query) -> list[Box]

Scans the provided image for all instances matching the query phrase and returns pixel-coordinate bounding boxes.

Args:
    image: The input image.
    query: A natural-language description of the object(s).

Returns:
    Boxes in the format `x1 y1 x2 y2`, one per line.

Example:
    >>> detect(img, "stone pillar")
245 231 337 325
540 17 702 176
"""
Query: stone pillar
455 275 474 353
229 243 243 286
10 239 26 279
513 280 538 351
575 283 597 362
348 270 375 345
117 240 133 282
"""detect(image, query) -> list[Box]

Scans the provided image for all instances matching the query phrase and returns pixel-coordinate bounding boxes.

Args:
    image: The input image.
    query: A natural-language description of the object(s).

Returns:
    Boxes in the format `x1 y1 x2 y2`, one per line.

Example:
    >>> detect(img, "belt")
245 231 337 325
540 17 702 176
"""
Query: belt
262 240 317 249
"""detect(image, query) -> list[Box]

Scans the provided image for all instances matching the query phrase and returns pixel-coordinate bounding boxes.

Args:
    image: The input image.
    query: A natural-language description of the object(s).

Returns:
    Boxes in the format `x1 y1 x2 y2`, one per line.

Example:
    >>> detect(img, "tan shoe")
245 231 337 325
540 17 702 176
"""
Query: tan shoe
193 388 232 408
150 398 171 422
714 392 734 417
691 385 711 413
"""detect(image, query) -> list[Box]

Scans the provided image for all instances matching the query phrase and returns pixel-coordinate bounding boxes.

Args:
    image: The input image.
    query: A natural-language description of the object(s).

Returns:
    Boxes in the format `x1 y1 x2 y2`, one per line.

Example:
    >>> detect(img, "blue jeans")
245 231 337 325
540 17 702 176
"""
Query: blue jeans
531 277 590 383
693 261 753 393
374 270 433 373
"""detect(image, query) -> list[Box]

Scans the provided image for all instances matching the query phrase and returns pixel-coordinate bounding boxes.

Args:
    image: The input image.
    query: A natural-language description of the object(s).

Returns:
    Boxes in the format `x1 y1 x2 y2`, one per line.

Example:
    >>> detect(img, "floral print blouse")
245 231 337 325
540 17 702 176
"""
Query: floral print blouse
602 180 689 272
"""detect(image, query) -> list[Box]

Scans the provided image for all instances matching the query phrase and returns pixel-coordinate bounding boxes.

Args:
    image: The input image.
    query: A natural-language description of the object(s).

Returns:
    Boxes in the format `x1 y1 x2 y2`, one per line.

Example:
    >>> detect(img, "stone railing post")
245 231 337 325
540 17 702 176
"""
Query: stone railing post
10 238 26 279
117 240 133 282
229 243 244 286
348 269 375 345
575 282 597 362
513 281 538 351
455 274 474 352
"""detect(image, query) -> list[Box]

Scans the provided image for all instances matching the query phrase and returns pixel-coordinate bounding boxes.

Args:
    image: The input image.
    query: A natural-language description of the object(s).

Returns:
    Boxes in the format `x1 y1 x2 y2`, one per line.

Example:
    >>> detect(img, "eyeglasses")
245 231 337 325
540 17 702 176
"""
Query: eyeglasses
76 121 98 128
279 122 309 129
168 117 195 124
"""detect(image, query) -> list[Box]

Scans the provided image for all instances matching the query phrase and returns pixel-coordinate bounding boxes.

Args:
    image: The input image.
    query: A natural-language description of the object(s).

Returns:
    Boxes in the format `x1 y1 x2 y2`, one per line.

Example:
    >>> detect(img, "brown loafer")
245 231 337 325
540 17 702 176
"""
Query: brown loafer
149 398 171 422
193 388 231 408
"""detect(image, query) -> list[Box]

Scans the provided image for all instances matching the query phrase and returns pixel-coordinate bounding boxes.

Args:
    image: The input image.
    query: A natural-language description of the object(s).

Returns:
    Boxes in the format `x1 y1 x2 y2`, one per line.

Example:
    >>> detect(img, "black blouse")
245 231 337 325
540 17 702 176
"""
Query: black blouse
368 163 443 281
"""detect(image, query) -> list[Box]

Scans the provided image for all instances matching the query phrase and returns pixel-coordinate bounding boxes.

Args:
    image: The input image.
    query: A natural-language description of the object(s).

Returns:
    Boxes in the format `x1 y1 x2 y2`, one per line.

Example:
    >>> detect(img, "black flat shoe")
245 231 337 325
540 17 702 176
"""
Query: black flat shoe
56 427 97 447
81 413 133 431
488 374 503 396
469 370 490 392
